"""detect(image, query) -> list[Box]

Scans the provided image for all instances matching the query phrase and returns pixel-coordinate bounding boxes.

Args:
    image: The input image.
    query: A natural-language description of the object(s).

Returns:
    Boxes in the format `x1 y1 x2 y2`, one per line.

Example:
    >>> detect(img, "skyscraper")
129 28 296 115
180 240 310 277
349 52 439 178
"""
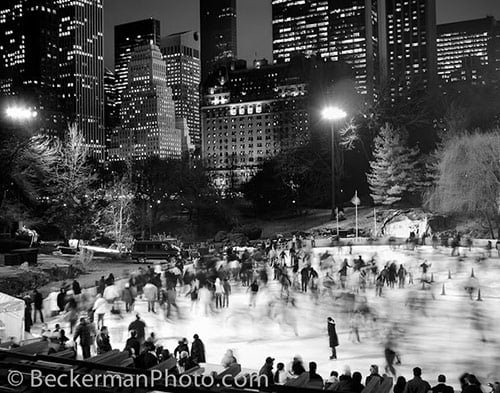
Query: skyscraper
437 17 500 85
0 0 60 136
381 0 437 94
160 31 201 150
104 67 118 152
57 0 105 159
114 18 160 108
328 0 382 98
109 43 181 161
272 0 329 64
200 0 237 81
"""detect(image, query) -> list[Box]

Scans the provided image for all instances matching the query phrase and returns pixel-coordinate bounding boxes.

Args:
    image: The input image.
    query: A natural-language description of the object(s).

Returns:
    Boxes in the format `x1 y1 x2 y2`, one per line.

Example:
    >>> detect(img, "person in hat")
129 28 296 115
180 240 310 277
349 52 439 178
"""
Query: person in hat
259 356 275 385
327 317 339 359
128 314 146 343
178 350 198 372
121 283 135 313
73 317 92 359
124 329 140 357
191 334 206 363
174 338 189 360
96 326 112 354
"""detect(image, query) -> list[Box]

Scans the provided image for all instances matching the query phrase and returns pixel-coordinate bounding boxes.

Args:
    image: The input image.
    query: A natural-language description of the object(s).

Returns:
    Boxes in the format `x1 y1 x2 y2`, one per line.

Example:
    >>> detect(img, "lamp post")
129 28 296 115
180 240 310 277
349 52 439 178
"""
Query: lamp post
3 105 38 232
321 106 347 221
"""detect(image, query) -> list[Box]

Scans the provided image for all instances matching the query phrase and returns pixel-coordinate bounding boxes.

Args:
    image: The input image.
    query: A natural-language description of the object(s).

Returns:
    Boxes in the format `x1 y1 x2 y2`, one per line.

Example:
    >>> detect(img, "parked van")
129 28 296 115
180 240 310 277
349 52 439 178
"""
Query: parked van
130 240 179 263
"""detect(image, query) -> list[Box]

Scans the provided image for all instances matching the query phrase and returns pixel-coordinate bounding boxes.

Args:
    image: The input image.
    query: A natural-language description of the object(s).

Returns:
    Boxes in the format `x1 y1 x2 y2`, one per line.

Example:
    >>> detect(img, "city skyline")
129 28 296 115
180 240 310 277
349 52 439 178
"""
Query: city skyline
104 0 500 69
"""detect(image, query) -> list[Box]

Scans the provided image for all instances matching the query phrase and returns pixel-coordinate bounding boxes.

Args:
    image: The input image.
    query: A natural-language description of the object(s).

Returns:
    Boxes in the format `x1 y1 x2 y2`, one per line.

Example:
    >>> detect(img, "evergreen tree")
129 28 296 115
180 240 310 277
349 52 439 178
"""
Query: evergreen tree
368 124 421 205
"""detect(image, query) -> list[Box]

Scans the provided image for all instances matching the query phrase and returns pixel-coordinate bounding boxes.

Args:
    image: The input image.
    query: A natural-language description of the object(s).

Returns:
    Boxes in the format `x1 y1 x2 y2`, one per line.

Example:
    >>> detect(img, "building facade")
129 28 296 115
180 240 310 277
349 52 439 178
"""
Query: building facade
0 0 60 136
160 31 201 150
114 18 160 108
328 0 382 98
104 67 118 153
437 17 500 85
109 43 181 161
201 57 351 191
57 0 105 159
272 0 329 64
382 0 437 94
200 0 237 81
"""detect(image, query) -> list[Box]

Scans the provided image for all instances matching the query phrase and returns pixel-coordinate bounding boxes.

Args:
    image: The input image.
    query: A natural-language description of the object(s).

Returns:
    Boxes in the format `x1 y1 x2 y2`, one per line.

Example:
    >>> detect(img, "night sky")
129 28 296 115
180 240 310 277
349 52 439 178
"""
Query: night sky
104 0 500 70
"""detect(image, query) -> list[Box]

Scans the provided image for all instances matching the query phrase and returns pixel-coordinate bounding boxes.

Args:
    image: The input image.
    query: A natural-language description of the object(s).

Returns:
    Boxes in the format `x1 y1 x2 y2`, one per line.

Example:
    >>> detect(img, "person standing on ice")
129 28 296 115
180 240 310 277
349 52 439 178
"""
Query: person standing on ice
249 279 259 307
398 265 407 288
327 317 339 359
339 259 351 289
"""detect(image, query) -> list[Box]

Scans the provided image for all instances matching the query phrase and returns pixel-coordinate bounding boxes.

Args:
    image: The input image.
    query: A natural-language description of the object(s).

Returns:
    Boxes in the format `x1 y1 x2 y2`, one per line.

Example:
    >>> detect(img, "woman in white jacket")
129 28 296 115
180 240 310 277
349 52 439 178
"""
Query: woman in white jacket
93 294 108 330
214 278 224 309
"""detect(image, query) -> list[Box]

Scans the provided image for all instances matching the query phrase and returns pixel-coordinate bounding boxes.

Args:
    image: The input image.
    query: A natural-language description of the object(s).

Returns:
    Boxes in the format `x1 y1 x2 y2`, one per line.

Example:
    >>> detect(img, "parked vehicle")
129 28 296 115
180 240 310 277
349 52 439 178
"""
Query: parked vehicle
130 240 179 263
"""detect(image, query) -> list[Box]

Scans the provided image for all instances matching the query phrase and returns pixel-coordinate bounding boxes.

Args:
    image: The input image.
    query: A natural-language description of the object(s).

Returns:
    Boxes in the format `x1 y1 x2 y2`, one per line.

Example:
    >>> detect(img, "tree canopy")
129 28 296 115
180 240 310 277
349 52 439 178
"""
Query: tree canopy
426 131 500 237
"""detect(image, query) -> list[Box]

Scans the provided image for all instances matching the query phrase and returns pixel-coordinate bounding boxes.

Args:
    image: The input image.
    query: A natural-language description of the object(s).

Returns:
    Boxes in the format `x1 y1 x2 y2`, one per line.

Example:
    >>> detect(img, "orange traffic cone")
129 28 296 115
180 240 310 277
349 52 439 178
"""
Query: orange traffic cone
477 289 482 301
441 284 446 296
448 270 452 279
471 268 475 278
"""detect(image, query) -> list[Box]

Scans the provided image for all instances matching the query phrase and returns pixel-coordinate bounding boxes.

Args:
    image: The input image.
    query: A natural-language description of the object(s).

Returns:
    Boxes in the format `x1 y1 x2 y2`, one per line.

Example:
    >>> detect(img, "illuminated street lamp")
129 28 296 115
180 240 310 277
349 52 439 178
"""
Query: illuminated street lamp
5 106 38 122
322 106 347 221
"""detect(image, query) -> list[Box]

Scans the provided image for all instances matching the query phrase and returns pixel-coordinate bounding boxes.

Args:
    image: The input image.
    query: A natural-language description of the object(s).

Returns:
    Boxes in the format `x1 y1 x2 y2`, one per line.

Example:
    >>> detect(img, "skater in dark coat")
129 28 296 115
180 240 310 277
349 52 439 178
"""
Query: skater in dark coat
191 334 206 363
72 280 81 296
327 317 339 359
57 288 67 312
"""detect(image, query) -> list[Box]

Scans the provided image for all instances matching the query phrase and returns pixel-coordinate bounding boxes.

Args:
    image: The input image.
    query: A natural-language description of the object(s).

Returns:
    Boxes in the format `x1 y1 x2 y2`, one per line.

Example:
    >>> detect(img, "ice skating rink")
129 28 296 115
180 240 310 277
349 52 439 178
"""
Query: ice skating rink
39 245 500 389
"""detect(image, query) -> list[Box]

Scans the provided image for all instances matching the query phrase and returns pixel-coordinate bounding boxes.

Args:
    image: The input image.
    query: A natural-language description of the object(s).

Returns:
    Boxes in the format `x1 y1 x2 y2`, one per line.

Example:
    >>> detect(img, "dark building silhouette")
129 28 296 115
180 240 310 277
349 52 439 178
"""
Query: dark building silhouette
437 16 500 86
200 0 237 82
160 31 200 150
57 0 105 160
272 0 437 100
272 0 329 64
0 0 60 136
382 0 437 95
114 18 161 108
104 67 118 153
328 0 384 99
201 56 354 191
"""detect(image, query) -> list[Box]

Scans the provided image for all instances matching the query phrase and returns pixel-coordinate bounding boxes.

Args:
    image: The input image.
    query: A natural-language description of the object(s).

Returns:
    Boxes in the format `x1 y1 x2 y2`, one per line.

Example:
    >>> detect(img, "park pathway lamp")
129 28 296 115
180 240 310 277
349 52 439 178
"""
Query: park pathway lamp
321 106 347 221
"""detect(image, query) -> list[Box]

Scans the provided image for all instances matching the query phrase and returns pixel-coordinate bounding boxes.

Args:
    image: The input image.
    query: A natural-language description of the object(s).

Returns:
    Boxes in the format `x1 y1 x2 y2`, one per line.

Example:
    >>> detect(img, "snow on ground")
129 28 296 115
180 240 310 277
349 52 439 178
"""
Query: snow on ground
34 245 500 390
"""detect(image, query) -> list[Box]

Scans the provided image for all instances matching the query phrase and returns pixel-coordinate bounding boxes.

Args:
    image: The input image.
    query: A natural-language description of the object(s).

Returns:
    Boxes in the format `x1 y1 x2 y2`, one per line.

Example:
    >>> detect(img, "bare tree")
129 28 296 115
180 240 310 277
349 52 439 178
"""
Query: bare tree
427 132 500 237
100 176 134 248
47 124 99 239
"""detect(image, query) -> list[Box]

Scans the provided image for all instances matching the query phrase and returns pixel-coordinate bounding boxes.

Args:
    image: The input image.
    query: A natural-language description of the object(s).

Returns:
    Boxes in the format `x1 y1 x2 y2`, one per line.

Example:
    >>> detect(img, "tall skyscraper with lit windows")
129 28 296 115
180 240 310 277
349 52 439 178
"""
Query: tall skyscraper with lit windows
382 0 437 94
57 0 105 159
109 43 181 161
437 17 500 85
114 18 160 108
0 0 60 135
161 31 200 151
328 0 382 98
272 0 329 63
200 0 237 81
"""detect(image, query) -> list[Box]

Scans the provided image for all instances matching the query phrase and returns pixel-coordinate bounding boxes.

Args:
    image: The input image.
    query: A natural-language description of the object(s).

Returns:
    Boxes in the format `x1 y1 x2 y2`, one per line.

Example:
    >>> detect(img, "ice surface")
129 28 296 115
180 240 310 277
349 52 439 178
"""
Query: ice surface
32 245 500 389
